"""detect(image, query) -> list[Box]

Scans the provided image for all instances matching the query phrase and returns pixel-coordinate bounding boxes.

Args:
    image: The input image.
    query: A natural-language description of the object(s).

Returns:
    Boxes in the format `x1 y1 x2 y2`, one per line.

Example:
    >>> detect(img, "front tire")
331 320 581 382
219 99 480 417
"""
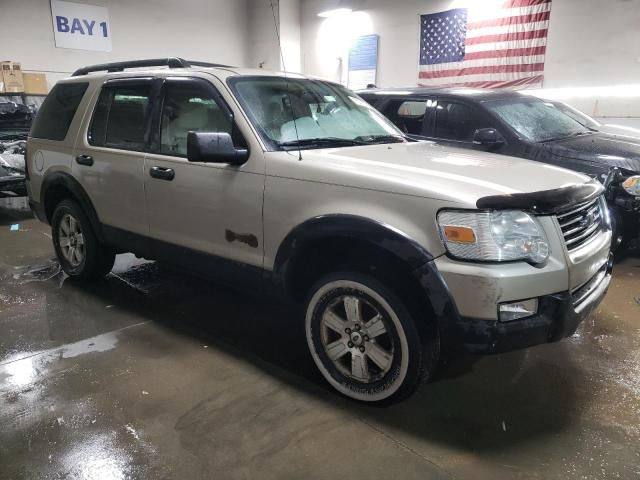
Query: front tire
305 271 432 403
52 199 115 280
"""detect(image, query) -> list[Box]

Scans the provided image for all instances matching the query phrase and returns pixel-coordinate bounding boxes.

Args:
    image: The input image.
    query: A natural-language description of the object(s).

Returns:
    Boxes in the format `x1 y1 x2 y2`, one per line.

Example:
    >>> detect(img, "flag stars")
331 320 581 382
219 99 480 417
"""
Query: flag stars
420 9 467 66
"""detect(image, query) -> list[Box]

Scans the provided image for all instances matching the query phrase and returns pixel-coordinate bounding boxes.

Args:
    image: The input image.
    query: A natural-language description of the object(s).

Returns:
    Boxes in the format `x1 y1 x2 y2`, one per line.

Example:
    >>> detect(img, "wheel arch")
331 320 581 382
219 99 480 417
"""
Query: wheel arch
272 214 461 354
273 215 434 301
41 172 104 242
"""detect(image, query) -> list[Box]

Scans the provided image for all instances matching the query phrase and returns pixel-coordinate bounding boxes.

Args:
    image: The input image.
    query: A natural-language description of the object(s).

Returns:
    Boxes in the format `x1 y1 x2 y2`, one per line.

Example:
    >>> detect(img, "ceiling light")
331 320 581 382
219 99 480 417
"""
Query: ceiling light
318 7 353 17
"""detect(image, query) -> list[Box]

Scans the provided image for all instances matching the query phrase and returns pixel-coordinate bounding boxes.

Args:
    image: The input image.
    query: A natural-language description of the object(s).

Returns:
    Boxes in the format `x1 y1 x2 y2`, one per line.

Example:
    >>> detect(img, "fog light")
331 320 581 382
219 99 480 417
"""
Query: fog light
499 298 538 322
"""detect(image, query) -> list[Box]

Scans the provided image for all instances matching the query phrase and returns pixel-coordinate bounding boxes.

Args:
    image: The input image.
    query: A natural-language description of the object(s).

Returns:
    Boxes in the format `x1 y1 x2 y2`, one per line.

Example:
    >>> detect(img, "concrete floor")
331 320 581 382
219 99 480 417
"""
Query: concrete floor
1 197 639 480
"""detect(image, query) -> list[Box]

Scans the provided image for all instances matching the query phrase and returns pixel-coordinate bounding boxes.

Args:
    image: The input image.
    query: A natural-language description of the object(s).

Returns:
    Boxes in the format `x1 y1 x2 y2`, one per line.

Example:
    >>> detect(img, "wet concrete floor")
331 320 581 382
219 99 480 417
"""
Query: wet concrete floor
1 197 639 479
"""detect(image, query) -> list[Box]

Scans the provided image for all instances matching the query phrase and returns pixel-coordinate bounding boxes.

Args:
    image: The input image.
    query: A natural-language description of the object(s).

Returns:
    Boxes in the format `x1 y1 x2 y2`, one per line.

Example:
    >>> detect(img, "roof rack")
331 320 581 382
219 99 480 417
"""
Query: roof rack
71 57 232 76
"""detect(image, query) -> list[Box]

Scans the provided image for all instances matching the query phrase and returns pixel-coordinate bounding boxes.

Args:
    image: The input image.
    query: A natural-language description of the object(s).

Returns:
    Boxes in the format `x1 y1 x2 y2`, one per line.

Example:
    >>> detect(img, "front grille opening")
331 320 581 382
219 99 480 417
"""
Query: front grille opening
556 198 603 251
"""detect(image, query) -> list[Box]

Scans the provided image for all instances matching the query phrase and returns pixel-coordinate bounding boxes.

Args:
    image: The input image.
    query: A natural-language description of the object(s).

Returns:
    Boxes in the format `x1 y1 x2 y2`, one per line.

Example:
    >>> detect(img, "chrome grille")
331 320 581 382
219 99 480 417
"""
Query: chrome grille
556 198 603 250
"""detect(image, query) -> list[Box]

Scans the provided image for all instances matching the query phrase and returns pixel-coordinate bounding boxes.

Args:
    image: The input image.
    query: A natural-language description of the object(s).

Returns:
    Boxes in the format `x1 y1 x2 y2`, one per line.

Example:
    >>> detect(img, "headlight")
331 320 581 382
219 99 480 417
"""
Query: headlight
622 175 640 196
438 210 550 263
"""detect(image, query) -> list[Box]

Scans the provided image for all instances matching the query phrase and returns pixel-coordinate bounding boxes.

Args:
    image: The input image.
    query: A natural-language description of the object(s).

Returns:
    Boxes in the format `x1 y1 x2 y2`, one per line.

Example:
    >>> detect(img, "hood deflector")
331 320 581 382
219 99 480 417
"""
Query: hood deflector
476 180 604 214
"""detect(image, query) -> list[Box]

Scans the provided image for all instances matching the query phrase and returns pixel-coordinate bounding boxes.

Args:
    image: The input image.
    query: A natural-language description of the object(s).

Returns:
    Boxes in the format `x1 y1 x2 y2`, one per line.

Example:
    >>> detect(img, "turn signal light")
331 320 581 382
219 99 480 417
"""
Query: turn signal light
443 226 476 244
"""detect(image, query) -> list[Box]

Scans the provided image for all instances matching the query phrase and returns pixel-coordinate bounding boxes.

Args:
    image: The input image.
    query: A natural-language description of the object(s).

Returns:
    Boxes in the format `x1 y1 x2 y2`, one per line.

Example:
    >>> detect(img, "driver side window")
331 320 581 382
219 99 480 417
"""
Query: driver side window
160 82 232 157
432 101 485 142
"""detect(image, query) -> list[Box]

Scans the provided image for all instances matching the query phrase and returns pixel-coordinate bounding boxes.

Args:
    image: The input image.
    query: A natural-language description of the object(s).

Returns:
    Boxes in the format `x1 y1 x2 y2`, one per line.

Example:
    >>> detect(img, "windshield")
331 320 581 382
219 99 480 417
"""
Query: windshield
228 76 405 150
552 102 601 130
485 99 593 143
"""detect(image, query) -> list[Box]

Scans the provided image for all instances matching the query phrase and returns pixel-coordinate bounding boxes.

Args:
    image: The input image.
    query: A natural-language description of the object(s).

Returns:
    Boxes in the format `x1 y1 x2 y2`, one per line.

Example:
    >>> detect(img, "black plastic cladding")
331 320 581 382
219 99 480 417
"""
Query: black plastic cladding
273 215 434 279
40 172 104 240
476 178 604 214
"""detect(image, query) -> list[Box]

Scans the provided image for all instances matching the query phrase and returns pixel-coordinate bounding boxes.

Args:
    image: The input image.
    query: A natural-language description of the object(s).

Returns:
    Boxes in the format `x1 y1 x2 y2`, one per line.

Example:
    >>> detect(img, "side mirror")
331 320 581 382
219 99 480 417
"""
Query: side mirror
187 132 249 165
472 128 504 150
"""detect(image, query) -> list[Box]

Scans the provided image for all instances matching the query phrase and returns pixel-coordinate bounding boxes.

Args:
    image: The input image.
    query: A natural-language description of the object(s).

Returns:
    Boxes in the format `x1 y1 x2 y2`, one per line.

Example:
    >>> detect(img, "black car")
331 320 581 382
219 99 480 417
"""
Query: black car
359 87 640 246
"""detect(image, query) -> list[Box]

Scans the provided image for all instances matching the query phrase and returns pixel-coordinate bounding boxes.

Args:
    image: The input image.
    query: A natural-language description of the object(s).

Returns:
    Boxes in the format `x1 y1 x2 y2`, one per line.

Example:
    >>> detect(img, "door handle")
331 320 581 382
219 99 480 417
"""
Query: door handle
149 166 175 181
75 154 94 166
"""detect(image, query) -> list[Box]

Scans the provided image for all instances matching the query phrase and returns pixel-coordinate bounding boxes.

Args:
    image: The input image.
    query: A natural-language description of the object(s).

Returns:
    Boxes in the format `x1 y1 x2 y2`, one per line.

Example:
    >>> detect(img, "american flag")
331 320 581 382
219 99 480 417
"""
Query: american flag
418 0 552 89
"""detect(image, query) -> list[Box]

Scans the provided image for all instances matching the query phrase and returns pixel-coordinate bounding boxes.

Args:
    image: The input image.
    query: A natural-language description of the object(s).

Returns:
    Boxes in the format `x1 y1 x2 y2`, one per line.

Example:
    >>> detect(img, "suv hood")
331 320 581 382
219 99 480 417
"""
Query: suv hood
542 132 640 172
296 141 591 207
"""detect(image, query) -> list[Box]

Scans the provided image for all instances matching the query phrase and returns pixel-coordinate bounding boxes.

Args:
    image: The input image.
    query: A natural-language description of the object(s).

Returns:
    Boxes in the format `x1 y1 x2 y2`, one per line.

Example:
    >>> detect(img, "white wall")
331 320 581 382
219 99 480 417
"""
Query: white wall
300 0 640 117
280 0 302 72
246 0 301 72
543 0 640 88
301 0 640 87
247 0 282 70
1 0 251 87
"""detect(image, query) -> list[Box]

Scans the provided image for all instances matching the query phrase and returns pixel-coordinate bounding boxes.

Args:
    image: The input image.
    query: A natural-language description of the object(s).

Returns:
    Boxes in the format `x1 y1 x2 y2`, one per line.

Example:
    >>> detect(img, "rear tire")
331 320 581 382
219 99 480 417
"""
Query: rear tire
304 271 435 404
51 199 115 280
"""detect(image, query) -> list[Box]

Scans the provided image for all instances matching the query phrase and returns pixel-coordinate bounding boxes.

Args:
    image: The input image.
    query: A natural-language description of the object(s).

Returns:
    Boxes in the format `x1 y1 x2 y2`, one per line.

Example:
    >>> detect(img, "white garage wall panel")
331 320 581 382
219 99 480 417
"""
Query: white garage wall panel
0 0 250 86
301 0 640 88
300 0 640 121
246 0 301 72
247 0 282 71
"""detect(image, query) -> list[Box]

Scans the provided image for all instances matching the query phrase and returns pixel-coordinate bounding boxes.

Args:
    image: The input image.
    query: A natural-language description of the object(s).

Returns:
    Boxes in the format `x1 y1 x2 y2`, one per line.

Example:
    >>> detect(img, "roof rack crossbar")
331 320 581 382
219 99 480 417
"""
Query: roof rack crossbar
71 58 232 77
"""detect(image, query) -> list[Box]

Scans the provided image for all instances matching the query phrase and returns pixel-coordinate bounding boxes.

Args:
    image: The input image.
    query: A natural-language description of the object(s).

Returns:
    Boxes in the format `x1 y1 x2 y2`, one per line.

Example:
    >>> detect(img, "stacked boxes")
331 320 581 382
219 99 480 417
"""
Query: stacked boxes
0 62 48 94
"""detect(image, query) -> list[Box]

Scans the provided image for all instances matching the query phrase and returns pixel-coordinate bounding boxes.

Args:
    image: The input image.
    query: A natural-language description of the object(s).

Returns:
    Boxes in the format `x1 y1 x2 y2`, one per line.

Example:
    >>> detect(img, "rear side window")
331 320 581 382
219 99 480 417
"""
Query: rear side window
89 84 152 151
396 100 428 135
30 82 88 141
398 101 428 118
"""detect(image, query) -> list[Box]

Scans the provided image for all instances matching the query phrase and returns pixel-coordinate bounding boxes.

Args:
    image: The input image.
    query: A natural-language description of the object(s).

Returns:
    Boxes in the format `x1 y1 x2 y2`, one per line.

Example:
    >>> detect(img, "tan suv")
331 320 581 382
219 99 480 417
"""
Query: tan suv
26 58 613 403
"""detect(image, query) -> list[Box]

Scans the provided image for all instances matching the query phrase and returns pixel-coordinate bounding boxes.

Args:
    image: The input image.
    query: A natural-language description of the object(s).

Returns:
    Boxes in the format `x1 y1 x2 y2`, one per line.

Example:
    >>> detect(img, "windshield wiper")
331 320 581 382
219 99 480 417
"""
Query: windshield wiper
540 130 594 143
354 134 407 144
276 137 368 149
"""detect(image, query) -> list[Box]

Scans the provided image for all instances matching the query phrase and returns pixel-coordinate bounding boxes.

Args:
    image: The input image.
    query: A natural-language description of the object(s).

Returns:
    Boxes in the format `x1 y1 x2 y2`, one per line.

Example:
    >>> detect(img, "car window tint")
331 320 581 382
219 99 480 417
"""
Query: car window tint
434 101 482 141
160 82 231 157
30 82 88 141
398 101 428 118
396 100 428 135
89 84 152 150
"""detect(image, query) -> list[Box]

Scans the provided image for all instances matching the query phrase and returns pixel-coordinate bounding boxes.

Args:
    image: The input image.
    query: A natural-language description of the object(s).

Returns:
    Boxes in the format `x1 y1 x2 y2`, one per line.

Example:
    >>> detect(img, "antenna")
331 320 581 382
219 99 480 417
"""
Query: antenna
269 0 303 161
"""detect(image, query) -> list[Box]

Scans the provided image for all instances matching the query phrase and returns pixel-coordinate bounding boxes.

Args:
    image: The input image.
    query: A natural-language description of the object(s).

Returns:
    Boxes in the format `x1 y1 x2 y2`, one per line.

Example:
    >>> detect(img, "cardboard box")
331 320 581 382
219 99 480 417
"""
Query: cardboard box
0 61 24 94
23 72 48 95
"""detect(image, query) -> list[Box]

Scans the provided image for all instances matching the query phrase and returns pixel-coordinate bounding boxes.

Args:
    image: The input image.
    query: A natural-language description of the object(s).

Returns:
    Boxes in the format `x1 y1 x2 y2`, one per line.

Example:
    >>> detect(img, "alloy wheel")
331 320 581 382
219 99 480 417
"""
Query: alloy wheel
58 213 85 267
320 294 396 383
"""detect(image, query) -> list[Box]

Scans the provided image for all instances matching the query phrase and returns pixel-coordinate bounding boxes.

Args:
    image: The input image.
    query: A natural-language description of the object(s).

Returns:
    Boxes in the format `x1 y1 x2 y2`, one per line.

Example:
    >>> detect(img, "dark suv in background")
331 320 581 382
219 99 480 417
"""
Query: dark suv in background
359 87 640 247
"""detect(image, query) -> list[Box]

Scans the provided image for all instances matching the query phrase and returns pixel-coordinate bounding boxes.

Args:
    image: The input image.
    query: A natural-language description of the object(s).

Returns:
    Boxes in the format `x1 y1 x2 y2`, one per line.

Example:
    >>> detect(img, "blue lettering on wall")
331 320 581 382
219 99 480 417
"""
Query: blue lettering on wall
56 16 69 33
83 19 96 35
56 16 108 37
70 18 84 34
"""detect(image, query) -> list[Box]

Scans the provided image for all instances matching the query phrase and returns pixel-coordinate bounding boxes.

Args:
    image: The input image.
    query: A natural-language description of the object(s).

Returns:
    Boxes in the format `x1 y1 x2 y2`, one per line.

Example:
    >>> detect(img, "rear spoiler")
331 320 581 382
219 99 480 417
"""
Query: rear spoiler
476 179 604 214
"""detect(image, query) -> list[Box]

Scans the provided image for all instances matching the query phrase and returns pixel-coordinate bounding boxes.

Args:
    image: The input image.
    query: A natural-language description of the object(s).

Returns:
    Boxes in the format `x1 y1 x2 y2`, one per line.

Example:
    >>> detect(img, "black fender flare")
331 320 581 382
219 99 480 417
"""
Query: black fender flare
273 215 434 284
273 214 460 348
40 171 105 242
272 215 461 343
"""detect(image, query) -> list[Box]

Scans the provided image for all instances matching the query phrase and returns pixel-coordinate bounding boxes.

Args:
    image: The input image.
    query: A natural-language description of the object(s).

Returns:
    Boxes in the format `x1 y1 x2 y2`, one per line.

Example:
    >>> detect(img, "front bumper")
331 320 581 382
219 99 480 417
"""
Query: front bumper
456 254 613 354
